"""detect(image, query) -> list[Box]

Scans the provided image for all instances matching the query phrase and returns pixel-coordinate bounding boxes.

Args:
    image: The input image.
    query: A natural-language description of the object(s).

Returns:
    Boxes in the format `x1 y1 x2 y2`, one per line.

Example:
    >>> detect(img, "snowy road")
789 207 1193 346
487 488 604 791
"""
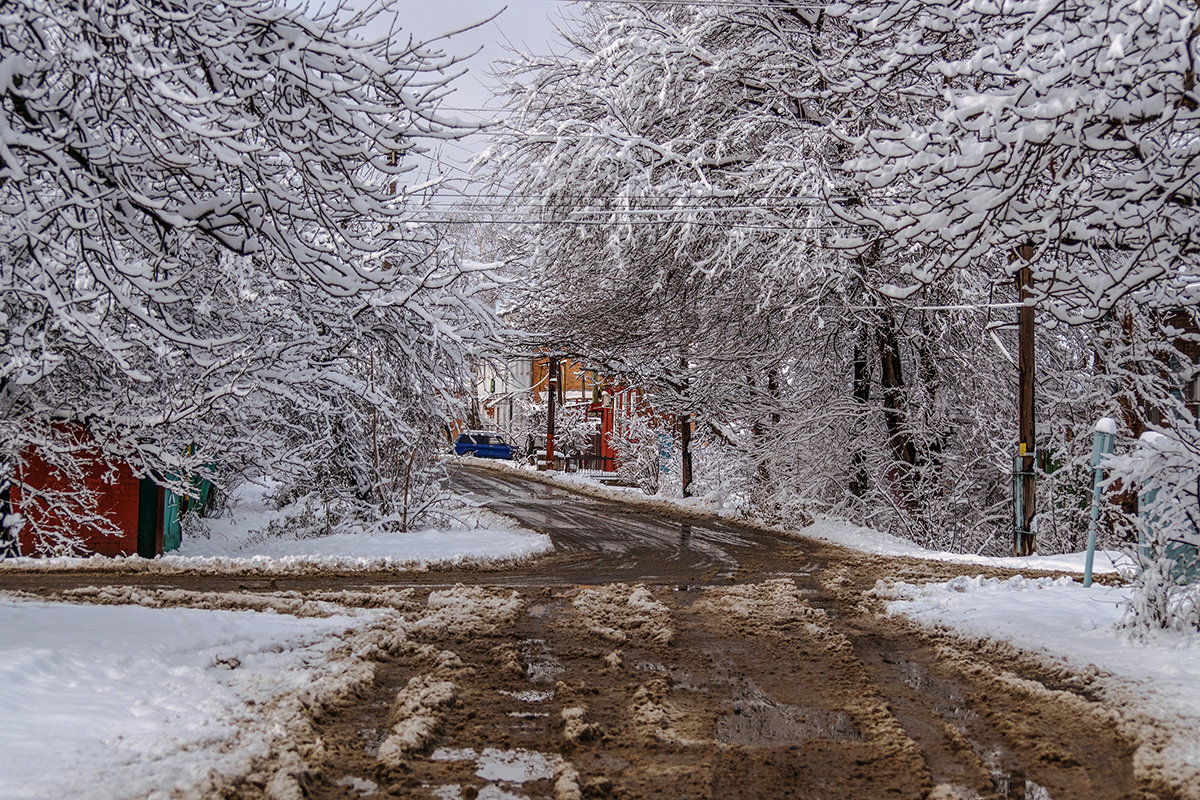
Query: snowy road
0 465 1174 799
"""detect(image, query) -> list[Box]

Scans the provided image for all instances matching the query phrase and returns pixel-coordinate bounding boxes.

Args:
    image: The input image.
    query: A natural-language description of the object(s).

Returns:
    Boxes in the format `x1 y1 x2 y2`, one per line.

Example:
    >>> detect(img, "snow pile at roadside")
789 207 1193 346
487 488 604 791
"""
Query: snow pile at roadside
2 479 552 573
875 575 1130 652
876 576 1200 794
0 596 385 800
804 516 1132 574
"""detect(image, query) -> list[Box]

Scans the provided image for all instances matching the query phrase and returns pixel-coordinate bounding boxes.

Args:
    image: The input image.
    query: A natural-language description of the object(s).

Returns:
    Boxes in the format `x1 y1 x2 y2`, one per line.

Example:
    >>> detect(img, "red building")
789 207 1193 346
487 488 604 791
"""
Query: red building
529 358 627 470
11 433 165 558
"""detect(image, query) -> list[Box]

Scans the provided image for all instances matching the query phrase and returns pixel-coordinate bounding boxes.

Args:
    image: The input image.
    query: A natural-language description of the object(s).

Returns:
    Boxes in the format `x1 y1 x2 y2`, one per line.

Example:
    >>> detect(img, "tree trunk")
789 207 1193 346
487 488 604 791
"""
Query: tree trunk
917 313 946 476
467 397 483 432
752 366 782 491
876 313 918 468
849 327 872 497
680 412 693 498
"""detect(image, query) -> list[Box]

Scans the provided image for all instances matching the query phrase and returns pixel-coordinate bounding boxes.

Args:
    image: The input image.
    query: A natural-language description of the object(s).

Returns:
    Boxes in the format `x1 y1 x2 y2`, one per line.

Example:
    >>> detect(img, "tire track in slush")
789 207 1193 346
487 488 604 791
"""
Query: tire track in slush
299 575 1144 800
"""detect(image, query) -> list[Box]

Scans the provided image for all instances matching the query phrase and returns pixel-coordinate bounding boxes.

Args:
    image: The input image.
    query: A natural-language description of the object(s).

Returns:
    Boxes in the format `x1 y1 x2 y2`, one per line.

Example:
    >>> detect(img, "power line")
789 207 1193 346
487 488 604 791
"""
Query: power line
404 193 867 209
565 205 838 215
423 194 855 202
411 198 857 211
850 302 1027 312
404 215 852 232
418 203 850 213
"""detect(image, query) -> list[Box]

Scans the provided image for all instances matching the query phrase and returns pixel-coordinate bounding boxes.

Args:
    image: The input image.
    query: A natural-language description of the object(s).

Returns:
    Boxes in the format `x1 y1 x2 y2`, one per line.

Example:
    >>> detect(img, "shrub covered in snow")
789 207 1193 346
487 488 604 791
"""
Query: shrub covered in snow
1108 428 1200 632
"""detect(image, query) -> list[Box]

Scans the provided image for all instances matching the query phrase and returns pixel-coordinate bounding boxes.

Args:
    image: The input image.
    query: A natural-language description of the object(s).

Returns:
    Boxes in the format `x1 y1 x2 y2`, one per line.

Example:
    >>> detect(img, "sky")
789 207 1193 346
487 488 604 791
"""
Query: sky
396 1 573 112
361 1 577 184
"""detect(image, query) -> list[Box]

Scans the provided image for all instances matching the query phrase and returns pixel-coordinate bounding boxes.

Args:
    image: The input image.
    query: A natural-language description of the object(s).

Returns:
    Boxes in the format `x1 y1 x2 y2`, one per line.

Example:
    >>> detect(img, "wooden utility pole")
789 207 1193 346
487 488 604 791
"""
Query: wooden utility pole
1015 247 1036 556
545 359 557 471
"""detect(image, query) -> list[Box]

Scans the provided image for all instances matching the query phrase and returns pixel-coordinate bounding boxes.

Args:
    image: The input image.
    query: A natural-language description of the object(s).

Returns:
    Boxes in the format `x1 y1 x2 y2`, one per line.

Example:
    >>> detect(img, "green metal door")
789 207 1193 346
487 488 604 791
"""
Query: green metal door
137 478 159 558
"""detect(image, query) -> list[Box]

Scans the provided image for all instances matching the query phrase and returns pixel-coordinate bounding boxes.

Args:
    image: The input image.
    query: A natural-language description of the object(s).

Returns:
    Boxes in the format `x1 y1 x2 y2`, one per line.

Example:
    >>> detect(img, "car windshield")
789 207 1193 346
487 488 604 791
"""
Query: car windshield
458 433 508 445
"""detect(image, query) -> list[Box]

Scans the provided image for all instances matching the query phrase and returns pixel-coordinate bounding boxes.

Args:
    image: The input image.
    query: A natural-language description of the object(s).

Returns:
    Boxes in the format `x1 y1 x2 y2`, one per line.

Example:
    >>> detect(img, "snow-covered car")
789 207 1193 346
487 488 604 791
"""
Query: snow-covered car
454 432 515 460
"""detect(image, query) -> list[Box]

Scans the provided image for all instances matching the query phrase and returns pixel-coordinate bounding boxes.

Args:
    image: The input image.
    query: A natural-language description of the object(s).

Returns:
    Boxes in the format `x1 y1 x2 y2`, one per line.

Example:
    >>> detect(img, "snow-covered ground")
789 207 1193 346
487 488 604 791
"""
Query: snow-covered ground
8 459 1197 796
0 595 388 800
802 515 1132 574
1 479 552 573
0 585 549 800
876 576 1200 796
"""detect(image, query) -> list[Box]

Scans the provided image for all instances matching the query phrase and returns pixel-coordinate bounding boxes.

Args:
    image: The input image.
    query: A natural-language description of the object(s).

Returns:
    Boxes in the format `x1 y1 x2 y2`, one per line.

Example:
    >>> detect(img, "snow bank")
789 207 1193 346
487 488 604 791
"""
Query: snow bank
1 481 552 573
875 574 1129 651
804 516 1132 574
0 596 384 800
877 576 1200 796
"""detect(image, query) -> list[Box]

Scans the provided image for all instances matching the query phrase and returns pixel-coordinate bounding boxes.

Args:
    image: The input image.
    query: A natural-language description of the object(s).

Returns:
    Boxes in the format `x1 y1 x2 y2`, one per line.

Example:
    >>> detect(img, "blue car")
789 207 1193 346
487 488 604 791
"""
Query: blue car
454 431 515 460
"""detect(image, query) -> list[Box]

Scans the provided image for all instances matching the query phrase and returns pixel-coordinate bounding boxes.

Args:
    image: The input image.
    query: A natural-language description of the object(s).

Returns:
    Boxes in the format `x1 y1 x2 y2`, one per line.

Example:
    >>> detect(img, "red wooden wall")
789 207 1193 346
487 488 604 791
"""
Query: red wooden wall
12 446 159 558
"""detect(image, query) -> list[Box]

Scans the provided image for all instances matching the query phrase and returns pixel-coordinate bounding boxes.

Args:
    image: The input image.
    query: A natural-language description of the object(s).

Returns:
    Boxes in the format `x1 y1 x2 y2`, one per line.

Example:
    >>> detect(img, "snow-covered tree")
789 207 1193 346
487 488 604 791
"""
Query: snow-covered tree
840 0 1200 319
606 405 667 495
831 0 1200 622
486 1 1043 548
487 3 855 497
0 0 498 551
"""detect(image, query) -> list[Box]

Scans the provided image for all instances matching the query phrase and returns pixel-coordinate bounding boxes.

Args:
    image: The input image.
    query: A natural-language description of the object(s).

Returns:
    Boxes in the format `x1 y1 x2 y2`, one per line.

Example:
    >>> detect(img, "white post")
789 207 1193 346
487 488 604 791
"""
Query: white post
1084 418 1117 588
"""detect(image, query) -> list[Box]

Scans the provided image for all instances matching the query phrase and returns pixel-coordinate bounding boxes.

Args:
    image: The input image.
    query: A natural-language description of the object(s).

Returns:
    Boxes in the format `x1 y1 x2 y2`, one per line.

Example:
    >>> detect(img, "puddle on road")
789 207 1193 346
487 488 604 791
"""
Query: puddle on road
431 784 531 800
357 726 388 757
475 748 556 783
716 690 863 746
520 639 565 684
428 748 554 800
499 689 554 703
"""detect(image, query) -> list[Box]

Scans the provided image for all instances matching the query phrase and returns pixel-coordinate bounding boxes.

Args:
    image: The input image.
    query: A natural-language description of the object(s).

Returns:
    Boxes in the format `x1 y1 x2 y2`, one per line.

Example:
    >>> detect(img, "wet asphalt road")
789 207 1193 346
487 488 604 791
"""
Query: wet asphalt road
448 464 823 586
0 462 824 595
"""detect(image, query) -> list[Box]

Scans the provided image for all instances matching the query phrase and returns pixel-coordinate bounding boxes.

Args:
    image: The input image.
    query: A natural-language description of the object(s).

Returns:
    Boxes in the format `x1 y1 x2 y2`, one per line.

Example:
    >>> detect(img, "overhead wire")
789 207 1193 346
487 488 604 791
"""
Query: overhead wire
413 193 856 202
398 215 855 232
413 203 856 212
